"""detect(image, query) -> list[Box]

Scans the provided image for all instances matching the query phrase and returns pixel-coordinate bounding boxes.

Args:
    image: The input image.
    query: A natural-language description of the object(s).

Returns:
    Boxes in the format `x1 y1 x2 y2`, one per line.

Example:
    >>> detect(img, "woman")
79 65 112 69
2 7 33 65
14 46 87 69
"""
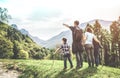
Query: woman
84 27 101 67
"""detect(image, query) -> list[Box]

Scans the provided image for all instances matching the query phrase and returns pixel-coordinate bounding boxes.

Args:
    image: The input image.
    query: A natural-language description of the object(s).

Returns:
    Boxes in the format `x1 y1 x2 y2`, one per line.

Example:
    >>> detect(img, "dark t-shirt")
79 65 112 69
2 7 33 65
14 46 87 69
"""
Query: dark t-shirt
69 26 83 42
69 26 84 53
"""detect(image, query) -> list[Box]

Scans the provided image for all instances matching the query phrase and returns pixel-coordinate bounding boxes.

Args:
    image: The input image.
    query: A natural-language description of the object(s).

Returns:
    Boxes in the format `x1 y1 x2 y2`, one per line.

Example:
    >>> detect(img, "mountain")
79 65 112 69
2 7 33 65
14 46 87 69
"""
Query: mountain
42 31 72 48
30 36 45 45
19 29 45 45
10 24 45 46
20 28 29 35
80 19 112 29
42 19 112 48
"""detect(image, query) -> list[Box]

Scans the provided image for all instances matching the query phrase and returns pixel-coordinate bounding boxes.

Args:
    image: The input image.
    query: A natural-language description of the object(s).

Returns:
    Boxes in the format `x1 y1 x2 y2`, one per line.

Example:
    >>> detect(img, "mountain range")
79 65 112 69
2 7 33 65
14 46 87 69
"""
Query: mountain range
11 19 112 48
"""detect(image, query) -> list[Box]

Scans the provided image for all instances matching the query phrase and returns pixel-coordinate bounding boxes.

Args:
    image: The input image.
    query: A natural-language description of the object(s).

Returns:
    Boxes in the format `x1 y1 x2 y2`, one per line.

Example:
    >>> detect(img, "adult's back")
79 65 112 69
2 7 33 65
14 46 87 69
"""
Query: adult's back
74 27 83 42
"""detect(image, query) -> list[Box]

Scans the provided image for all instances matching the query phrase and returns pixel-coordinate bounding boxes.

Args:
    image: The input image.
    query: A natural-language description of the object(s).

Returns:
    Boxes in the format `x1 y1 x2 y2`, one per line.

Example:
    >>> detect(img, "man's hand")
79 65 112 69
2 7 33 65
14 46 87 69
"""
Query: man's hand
63 23 69 28
63 23 67 26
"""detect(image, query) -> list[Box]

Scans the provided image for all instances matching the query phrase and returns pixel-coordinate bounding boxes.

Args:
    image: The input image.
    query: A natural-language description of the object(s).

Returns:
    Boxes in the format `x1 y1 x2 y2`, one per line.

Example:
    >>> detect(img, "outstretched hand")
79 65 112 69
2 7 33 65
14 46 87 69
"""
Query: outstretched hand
63 23 69 28
63 23 67 26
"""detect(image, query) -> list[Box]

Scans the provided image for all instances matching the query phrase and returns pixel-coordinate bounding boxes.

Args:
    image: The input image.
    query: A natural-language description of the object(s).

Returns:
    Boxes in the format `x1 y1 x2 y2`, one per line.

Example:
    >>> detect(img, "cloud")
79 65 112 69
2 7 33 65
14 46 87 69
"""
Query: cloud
1 0 120 40
27 8 62 22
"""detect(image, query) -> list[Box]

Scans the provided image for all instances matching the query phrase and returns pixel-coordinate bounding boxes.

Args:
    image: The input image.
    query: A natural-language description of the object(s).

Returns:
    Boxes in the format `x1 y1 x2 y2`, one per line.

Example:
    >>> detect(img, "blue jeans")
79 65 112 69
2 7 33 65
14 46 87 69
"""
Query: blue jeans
63 54 73 68
94 47 100 66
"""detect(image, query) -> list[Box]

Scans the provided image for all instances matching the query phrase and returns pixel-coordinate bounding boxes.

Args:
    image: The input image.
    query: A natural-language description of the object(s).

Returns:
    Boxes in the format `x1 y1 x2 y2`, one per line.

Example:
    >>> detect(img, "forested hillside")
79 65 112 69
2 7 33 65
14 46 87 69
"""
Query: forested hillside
0 22 53 59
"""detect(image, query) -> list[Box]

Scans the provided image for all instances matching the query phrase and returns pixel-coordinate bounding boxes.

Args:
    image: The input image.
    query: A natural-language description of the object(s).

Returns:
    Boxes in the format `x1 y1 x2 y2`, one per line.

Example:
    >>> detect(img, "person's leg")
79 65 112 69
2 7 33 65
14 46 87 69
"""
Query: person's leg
94 47 99 66
68 54 73 68
85 44 91 67
79 51 83 67
94 48 97 66
64 56 67 69
75 52 81 68
90 45 95 67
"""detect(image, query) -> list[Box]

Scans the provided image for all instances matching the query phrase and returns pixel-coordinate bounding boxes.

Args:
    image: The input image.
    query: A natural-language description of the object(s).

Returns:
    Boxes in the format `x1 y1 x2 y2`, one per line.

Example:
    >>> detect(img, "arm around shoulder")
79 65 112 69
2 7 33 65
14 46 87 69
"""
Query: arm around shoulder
93 36 100 43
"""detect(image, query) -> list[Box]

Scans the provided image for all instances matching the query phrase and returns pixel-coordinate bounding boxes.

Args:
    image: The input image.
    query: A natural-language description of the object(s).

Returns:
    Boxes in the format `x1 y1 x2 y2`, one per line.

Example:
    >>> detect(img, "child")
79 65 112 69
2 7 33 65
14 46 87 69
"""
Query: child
55 38 73 70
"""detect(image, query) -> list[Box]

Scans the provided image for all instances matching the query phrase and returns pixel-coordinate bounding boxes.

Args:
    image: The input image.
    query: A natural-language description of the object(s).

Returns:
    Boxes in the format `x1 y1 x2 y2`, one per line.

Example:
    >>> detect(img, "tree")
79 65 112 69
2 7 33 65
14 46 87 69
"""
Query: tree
94 20 102 36
0 35 13 58
0 7 11 23
110 21 120 67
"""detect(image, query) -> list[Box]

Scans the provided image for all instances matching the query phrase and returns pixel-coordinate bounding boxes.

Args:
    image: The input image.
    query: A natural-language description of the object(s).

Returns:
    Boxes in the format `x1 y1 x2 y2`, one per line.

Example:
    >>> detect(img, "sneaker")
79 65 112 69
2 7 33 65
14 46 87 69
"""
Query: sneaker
70 66 73 69
63 68 67 70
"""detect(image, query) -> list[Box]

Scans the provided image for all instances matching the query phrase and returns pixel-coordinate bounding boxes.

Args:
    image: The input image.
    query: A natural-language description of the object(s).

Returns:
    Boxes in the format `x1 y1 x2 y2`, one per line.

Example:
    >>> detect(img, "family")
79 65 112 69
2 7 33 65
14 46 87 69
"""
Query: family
55 20 102 70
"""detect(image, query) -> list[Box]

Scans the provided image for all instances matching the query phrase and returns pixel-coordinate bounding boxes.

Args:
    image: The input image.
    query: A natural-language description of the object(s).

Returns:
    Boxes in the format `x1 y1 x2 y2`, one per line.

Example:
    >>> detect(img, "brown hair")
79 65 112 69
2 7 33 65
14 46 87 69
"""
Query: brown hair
74 20 79 25
62 38 67 43
87 27 93 33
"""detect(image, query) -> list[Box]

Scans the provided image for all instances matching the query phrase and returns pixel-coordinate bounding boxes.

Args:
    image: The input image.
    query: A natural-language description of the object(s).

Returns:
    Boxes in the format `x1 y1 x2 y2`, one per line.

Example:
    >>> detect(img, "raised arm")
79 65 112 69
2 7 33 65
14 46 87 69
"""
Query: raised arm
63 23 70 28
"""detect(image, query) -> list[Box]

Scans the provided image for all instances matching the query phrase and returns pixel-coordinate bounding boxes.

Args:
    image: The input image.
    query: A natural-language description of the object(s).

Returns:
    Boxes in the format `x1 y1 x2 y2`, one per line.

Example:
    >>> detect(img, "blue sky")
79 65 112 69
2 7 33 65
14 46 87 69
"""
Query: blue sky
0 0 120 40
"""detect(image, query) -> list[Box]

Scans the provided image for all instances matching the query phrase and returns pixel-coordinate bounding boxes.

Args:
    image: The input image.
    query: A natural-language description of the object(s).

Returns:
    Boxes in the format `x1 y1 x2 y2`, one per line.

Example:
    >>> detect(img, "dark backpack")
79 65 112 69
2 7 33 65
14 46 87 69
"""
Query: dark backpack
74 27 83 42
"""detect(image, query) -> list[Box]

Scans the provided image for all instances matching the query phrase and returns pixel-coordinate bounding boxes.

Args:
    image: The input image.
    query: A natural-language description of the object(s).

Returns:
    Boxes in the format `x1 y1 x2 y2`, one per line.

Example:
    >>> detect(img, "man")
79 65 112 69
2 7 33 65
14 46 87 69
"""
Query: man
63 20 84 69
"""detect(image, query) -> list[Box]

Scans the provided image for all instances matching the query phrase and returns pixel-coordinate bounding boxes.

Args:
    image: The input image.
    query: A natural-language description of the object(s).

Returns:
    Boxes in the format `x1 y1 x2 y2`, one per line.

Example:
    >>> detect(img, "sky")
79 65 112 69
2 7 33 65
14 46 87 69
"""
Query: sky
0 0 120 40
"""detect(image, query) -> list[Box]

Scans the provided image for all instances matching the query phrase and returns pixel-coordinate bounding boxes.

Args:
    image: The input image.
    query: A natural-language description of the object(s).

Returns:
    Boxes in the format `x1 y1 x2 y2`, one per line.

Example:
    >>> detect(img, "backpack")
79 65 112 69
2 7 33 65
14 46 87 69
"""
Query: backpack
74 27 83 42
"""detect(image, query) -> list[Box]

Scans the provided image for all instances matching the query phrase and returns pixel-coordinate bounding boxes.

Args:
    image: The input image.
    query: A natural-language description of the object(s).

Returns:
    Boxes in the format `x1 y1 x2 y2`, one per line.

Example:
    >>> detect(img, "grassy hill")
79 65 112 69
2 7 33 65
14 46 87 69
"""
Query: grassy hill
0 59 120 78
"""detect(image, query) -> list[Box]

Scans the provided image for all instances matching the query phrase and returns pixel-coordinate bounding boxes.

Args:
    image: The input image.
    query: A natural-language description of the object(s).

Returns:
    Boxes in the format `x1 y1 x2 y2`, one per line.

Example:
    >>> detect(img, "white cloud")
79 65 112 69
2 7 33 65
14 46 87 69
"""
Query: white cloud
0 0 120 40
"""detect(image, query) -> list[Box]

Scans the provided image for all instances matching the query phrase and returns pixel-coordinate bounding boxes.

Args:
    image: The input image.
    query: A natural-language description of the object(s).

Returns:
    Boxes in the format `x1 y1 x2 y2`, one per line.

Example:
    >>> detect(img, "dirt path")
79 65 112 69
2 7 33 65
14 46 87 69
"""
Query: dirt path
0 62 20 78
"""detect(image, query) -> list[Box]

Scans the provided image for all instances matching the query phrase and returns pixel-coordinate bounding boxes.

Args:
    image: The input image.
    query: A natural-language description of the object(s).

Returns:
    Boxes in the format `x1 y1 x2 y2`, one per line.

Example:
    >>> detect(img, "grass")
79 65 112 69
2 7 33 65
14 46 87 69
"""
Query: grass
0 59 120 78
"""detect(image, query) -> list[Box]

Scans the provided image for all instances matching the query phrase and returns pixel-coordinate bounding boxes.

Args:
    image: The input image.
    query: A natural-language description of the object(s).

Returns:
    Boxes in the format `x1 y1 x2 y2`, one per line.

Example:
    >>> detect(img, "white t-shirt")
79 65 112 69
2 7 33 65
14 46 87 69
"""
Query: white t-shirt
85 32 95 44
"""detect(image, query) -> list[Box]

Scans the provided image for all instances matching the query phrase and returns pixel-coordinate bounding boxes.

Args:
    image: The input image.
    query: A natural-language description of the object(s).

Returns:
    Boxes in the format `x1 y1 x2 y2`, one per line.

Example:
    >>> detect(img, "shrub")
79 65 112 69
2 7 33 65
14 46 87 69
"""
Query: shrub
34 52 45 59
17 50 29 59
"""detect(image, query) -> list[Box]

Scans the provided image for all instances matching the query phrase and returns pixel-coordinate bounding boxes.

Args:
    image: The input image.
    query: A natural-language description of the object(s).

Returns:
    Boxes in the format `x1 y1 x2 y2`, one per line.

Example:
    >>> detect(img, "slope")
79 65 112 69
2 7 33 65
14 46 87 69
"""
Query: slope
0 22 41 59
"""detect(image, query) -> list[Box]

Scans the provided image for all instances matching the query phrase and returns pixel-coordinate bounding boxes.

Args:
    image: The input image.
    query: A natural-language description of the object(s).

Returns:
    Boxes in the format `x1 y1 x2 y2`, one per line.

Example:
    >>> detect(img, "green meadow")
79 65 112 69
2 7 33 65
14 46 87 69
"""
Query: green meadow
0 59 120 78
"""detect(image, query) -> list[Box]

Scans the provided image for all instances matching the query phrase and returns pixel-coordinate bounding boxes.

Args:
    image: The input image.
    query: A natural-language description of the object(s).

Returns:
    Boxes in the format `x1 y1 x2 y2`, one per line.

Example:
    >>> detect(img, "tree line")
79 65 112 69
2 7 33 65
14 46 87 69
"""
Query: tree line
86 19 120 68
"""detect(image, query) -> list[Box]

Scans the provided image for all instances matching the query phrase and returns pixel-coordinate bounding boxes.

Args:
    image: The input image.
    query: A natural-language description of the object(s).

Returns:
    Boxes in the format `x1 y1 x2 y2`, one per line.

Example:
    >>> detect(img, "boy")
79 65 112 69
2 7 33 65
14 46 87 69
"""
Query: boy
55 38 73 70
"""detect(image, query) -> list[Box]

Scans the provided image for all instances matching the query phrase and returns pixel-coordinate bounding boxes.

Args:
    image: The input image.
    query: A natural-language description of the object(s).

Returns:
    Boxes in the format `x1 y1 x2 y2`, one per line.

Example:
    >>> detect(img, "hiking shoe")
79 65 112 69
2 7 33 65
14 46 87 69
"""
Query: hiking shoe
63 68 67 70
70 66 73 69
